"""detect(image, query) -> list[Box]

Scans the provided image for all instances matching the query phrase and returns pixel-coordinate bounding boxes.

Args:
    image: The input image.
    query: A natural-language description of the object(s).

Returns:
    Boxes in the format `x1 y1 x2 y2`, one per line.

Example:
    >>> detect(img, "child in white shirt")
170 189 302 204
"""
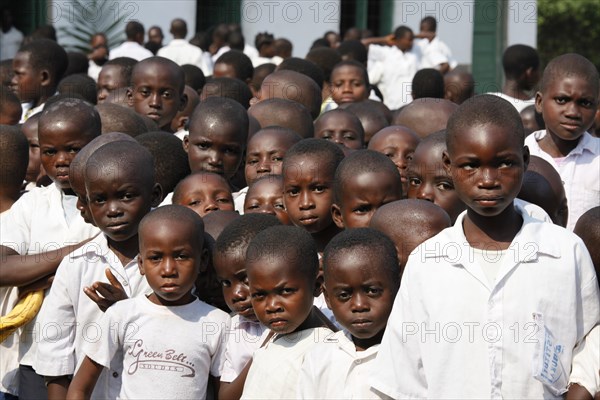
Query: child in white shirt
298 228 400 399
67 205 231 399
371 95 599 398
525 53 599 230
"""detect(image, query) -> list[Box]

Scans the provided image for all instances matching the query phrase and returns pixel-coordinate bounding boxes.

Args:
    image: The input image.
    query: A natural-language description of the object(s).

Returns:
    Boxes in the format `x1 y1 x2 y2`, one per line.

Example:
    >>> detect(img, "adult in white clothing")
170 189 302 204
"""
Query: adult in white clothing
109 21 153 61
158 19 212 76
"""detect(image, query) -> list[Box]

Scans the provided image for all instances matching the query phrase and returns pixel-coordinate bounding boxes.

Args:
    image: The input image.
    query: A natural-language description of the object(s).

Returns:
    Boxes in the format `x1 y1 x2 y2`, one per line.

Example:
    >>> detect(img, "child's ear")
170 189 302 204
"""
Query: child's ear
183 135 190 153
39 69 51 87
321 282 333 310
534 91 543 114
442 151 451 174
313 273 324 298
126 87 135 107
199 246 209 274
331 204 345 229
150 183 163 207
137 254 145 275
176 116 188 131
178 92 188 112
522 145 530 172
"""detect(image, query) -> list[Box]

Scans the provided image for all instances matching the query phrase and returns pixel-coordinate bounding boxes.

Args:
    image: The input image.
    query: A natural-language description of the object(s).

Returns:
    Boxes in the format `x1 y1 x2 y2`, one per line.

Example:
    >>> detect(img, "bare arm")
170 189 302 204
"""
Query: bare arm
0 240 91 287
566 383 594 400
218 359 252 400
66 356 104 400
361 34 394 47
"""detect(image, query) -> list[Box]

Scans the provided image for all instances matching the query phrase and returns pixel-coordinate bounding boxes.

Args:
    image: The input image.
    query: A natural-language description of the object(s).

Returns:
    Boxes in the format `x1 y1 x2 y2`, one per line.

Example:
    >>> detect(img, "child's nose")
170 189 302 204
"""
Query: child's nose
299 191 314 210
204 200 219 213
350 292 369 312
149 92 162 108
161 258 176 276
417 184 434 202
265 295 283 313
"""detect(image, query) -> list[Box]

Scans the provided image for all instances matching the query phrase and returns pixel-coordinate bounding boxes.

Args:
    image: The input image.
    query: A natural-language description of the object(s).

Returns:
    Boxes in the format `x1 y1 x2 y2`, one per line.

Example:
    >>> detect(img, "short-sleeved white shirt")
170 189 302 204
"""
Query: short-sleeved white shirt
525 130 600 230
415 37 457 70
109 41 153 61
0 183 100 367
569 324 600 396
371 202 600 399
157 39 212 76
367 45 420 110
297 330 385 399
241 327 334 399
34 234 151 399
83 295 230 399
220 314 267 383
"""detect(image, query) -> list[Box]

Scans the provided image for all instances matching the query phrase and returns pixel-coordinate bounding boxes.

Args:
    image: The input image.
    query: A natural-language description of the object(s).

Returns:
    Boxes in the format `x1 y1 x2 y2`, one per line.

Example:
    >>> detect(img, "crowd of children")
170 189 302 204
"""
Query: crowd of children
0 13 599 400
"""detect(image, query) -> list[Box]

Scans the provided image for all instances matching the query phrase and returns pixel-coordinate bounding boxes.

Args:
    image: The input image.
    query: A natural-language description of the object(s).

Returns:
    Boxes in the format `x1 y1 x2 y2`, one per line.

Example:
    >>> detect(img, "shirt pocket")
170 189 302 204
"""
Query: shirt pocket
531 312 569 396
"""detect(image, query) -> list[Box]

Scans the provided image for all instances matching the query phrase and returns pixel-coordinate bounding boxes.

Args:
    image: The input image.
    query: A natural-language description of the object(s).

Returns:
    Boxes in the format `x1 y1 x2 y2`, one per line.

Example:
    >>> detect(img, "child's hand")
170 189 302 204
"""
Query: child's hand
84 268 128 312
385 34 395 46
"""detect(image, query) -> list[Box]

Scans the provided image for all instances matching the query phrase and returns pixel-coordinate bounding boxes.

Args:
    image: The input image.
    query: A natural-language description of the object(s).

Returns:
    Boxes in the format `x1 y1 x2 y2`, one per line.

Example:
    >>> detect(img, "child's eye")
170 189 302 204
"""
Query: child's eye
251 292 265 300
42 149 56 156
499 160 514 168
246 203 260 210
336 291 351 301
224 147 240 155
162 91 173 98
217 197 231 204
343 133 356 140
247 158 258 165
148 255 162 262
273 202 285 210
461 163 476 171
406 153 414 161
271 156 283 162
408 177 421 186
353 205 371 214
91 197 105 205
314 185 327 193
366 287 383 296
436 181 454 191
220 279 231 288
188 200 201 206
286 188 299 197
579 99 594 108
175 253 189 260
281 287 296 295
68 147 80 154
554 97 568 105
196 142 210 150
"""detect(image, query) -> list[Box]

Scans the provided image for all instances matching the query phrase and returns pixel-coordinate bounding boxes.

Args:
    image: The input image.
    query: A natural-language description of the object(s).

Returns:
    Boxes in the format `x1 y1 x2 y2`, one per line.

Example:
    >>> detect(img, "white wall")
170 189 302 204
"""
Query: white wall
49 0 197 48
240 0 341 58
392 0 537 67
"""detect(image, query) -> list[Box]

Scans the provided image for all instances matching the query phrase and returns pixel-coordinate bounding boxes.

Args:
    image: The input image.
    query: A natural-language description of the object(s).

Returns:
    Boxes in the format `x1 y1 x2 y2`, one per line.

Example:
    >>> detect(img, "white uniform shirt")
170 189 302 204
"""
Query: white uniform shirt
371 202 600 399
109 41 153 61
157 39 212 76
0 26 24 61
298 330 386 399
241 327 334 399
367 45 420 110
569 324 600 396
0 183 100 367
34 234 151 399
83 295 230 400
416 36 457 70
220 314 267 383
232 186 248 215
487 92 535 113
525 130 600 230
0 210 19 395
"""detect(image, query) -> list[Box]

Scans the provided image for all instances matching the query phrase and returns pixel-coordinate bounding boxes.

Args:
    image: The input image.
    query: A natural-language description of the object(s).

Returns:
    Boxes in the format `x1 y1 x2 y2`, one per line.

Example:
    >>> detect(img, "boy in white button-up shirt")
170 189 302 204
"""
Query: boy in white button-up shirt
525 53 599 231
371 95 600 398
0 99 102 399
298 228 400 399
35 141 162 399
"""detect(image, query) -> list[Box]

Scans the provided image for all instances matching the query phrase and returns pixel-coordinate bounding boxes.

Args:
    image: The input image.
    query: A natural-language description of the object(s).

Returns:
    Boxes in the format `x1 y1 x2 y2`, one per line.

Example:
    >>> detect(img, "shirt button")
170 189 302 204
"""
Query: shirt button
113 372 119 378
123 281 128 286
355 359 362 364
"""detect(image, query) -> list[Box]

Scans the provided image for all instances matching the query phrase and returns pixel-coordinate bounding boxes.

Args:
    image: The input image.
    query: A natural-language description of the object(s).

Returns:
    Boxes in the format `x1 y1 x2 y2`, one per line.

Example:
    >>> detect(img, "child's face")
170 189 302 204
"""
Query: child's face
213 251 257 321
184 122 245 180
324 249 396 344
407 142 466 222
394 32 414 52
314 113 364 150
97 65 128 104
87 166 160 243
12 52 44 103
283 155 336 234
368 129 420 193
535 75 598 142
244 131 294 186
244 178 290 225
127 64 186 130
21 119 41 183
38 121 92 190
444 124 527 218
174 174 234 218
332 171 402 229
247 255 316 334
139 219 206 306
330 65 368 105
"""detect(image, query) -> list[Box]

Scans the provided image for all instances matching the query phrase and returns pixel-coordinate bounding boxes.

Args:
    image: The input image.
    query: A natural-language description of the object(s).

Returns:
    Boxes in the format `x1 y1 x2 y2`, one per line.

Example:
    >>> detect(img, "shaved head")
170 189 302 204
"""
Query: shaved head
393 98 458 138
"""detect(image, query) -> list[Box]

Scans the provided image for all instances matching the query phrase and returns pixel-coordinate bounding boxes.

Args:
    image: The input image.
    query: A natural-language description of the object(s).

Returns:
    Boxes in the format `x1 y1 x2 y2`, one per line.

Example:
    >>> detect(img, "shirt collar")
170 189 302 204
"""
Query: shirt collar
422 201 561 266
532 130 597 156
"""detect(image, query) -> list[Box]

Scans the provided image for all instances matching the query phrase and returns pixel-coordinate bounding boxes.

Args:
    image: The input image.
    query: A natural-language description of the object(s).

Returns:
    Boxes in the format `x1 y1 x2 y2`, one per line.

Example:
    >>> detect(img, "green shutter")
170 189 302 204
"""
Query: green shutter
472 0 507 94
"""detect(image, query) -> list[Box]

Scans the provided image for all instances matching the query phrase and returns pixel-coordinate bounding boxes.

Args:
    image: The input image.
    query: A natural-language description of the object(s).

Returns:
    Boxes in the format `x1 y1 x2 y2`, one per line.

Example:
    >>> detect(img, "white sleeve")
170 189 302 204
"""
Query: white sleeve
0 191 35 253
34 258 78 376
367 45 388 63
370 261 428 398
569 325 600 395
82 306 123 369
209 313 231 377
